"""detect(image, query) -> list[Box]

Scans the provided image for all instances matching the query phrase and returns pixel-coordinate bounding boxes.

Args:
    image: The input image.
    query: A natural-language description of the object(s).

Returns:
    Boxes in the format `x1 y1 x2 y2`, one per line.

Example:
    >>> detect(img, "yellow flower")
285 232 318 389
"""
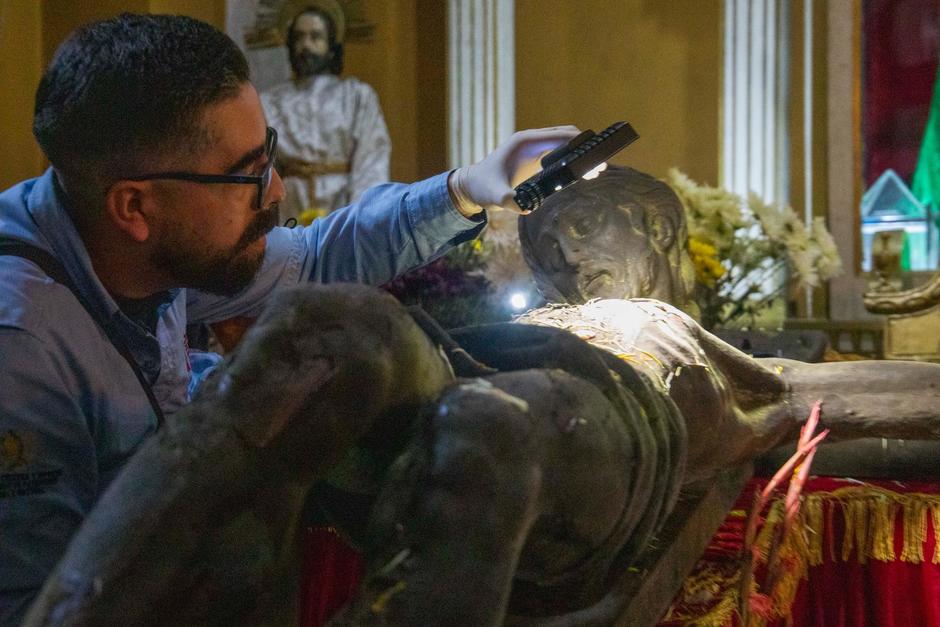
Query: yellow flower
298 207 329 226
688 237 726 287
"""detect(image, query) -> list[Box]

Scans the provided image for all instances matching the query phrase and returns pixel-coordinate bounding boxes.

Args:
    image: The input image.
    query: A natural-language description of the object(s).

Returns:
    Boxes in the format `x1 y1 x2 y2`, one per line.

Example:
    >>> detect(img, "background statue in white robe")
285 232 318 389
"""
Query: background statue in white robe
260 0 390 221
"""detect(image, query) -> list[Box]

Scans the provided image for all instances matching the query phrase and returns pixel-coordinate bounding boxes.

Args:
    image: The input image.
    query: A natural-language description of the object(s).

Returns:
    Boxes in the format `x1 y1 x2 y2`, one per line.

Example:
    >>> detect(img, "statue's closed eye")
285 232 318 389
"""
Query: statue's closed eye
568 213 603 240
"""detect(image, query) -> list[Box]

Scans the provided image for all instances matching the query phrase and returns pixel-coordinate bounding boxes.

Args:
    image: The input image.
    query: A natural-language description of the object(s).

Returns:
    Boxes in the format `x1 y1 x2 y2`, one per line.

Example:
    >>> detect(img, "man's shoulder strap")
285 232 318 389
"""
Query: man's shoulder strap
0 240 72 286
0 239 165 428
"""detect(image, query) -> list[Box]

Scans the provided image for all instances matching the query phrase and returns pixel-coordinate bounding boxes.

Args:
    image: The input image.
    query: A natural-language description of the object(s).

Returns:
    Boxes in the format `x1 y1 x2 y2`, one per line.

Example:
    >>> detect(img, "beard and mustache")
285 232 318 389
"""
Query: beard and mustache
290 49 331 78
151 203 281 297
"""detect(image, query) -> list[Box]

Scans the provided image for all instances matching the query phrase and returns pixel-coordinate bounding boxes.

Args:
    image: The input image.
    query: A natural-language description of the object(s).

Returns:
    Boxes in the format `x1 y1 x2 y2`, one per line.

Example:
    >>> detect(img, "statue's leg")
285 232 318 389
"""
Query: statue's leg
332 368 667 627
23 284 455 627
768 358 940 441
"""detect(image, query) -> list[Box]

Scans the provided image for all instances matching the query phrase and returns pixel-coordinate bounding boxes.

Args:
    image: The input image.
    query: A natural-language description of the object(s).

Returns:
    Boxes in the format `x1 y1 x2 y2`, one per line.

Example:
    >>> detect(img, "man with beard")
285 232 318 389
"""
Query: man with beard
0 13 575 625
261 0 391 220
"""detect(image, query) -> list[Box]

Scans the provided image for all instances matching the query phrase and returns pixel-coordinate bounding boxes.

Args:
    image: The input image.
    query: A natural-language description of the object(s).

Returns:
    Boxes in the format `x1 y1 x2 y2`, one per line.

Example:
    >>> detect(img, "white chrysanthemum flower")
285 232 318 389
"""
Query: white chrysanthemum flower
667 169 744 251
810 217 843 280
748 192 786 241
666 168 841 327
789 242 822 287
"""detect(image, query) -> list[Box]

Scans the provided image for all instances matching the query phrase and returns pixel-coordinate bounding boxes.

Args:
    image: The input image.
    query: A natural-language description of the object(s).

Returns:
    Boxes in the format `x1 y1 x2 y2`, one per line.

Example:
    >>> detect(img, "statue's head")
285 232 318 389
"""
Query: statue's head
287 2 344 77
519 166 698 310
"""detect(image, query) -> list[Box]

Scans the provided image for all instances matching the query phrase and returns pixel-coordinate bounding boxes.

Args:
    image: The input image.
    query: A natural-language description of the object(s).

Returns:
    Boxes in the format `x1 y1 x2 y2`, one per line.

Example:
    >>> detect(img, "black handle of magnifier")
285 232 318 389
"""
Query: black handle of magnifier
513 121 639 212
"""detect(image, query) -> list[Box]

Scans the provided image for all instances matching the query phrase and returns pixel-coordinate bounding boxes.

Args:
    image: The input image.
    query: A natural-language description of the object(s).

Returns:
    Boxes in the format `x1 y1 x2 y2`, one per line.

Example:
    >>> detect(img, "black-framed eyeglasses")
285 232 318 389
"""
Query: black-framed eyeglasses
127 127 278 210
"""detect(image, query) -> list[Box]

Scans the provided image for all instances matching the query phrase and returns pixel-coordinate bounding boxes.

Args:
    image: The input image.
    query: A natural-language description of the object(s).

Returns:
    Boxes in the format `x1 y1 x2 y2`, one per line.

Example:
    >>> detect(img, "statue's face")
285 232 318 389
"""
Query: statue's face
520 169 684 305
289 12 332 77
531 197 656 303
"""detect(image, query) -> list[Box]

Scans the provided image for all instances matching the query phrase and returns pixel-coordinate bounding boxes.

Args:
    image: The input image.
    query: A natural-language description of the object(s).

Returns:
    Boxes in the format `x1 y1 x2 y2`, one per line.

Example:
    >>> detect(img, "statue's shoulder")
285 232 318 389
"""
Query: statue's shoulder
259 80 294 101
336 75 379 97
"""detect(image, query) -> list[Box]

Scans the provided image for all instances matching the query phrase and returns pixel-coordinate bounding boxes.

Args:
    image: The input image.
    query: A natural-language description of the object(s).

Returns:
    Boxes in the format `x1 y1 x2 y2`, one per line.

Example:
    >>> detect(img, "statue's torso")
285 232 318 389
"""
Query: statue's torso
517 299 712 389
261 74 388 216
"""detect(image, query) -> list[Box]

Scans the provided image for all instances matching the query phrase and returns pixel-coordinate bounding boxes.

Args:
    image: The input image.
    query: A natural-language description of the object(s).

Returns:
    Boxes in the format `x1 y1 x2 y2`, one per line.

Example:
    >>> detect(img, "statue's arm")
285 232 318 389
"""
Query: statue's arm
768 358 940 441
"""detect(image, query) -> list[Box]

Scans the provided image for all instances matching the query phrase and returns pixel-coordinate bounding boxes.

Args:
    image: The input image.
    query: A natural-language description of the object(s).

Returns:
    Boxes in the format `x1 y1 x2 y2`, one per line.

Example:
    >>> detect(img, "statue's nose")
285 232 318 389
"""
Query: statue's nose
557 239 585 270
543 236 578 273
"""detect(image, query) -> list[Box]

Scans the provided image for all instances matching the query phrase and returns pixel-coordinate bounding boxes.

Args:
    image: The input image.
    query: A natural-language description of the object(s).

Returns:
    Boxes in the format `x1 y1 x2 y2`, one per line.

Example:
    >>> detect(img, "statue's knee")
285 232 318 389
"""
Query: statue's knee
199 284 451 475
232 283 451 398
252 283 408 342
435 380 536 459
428 380 541 511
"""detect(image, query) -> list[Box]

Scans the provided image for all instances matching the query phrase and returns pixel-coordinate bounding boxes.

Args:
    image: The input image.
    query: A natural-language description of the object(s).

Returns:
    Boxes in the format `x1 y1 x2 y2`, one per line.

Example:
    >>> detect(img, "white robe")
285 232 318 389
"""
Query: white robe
261 74 391 219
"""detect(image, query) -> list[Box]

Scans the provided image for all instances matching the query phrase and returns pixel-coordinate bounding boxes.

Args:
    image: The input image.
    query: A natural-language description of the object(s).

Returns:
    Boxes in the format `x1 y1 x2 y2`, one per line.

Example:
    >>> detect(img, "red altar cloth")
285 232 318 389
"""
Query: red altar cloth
299 477 940 627
659 476 940 627
298 527 363 627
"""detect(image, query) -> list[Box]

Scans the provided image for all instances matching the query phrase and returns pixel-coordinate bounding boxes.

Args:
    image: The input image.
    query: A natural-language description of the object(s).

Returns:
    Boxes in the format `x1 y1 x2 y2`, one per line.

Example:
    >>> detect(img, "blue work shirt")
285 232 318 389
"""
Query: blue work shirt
0 168 485 623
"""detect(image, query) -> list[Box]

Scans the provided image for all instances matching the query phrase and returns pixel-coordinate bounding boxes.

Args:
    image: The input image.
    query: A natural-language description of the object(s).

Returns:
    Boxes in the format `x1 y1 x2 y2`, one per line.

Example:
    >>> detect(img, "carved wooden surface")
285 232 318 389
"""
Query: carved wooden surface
21 287 940 627
864 266 940 314
503 464 753 627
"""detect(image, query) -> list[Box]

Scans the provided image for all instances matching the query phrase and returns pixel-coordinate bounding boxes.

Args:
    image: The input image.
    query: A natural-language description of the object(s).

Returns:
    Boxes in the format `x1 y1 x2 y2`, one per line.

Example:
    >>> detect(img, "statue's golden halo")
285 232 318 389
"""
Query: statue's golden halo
245 0 347 48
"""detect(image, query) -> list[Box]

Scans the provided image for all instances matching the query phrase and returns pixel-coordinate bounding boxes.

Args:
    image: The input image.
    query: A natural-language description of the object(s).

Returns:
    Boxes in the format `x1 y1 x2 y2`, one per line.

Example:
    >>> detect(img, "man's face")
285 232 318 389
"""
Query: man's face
147 82 285 296
289 12 332 77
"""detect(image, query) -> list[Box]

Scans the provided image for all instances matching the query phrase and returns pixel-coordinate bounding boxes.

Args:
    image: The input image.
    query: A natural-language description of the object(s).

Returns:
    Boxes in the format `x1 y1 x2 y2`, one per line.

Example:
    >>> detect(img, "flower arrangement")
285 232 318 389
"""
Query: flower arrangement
297 207 330 226
666 169 843 330
382 239 506 329
383 209 545 329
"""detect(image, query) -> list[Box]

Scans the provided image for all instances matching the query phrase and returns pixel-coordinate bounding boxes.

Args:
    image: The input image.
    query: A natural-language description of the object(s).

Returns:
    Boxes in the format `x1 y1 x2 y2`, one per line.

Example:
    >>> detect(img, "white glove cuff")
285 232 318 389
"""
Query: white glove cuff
447 167 485 218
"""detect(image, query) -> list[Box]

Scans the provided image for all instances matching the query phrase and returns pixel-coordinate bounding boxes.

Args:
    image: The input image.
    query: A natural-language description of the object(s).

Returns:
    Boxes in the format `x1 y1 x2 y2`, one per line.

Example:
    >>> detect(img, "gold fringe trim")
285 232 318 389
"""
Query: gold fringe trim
822 486 939 564
693 593 738 627
754 502 784 562
664 565 741 627
803 496 824 567
933 504 940 564
663 485 940 626
757 512 811 622
901 499 928 563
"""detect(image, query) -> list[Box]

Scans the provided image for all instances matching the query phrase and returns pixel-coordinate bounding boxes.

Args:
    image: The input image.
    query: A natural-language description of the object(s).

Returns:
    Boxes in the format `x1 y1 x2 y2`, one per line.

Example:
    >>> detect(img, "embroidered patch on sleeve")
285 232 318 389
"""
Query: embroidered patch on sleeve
0 429 63 498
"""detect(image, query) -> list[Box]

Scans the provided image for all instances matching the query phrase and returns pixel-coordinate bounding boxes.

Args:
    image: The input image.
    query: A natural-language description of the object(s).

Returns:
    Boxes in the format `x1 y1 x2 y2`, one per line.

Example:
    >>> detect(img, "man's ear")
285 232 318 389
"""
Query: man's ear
104 181 152 243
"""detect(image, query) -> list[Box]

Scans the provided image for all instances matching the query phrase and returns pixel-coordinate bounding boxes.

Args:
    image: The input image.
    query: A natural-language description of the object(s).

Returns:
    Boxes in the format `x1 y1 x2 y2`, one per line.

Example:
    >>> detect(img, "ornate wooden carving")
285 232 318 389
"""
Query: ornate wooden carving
863 266 940 314
863 266 940 361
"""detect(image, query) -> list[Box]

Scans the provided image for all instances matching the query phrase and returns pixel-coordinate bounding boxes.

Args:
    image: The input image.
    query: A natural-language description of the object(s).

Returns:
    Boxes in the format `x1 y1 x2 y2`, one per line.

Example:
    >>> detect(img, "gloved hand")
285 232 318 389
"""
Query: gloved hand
453 126 581 215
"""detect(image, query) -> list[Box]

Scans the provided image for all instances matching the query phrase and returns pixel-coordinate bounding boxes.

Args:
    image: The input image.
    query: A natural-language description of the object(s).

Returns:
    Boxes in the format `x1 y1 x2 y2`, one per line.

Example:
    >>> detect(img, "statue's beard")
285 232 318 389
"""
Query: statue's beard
574 260 654 303
291 50 331 77
151 204 280 297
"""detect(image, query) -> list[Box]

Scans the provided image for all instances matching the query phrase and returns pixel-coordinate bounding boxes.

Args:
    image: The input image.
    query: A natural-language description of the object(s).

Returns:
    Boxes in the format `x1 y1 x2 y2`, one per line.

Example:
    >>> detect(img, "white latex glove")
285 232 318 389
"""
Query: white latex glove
454 125 581 215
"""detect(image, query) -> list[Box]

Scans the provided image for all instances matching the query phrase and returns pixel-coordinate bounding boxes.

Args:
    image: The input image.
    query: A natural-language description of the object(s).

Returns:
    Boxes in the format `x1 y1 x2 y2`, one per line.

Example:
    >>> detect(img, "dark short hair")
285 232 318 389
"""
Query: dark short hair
33 13 250 215
286 8 344 75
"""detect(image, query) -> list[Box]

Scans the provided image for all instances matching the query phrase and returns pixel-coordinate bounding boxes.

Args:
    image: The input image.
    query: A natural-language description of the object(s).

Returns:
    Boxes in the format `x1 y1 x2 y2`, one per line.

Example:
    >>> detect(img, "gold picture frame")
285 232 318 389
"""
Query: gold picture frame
243 0 374 49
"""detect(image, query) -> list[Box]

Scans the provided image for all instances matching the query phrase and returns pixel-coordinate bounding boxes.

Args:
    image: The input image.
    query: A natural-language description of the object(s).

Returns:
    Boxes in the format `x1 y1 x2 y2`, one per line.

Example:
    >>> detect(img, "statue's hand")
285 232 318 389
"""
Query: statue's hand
455 126 580 214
